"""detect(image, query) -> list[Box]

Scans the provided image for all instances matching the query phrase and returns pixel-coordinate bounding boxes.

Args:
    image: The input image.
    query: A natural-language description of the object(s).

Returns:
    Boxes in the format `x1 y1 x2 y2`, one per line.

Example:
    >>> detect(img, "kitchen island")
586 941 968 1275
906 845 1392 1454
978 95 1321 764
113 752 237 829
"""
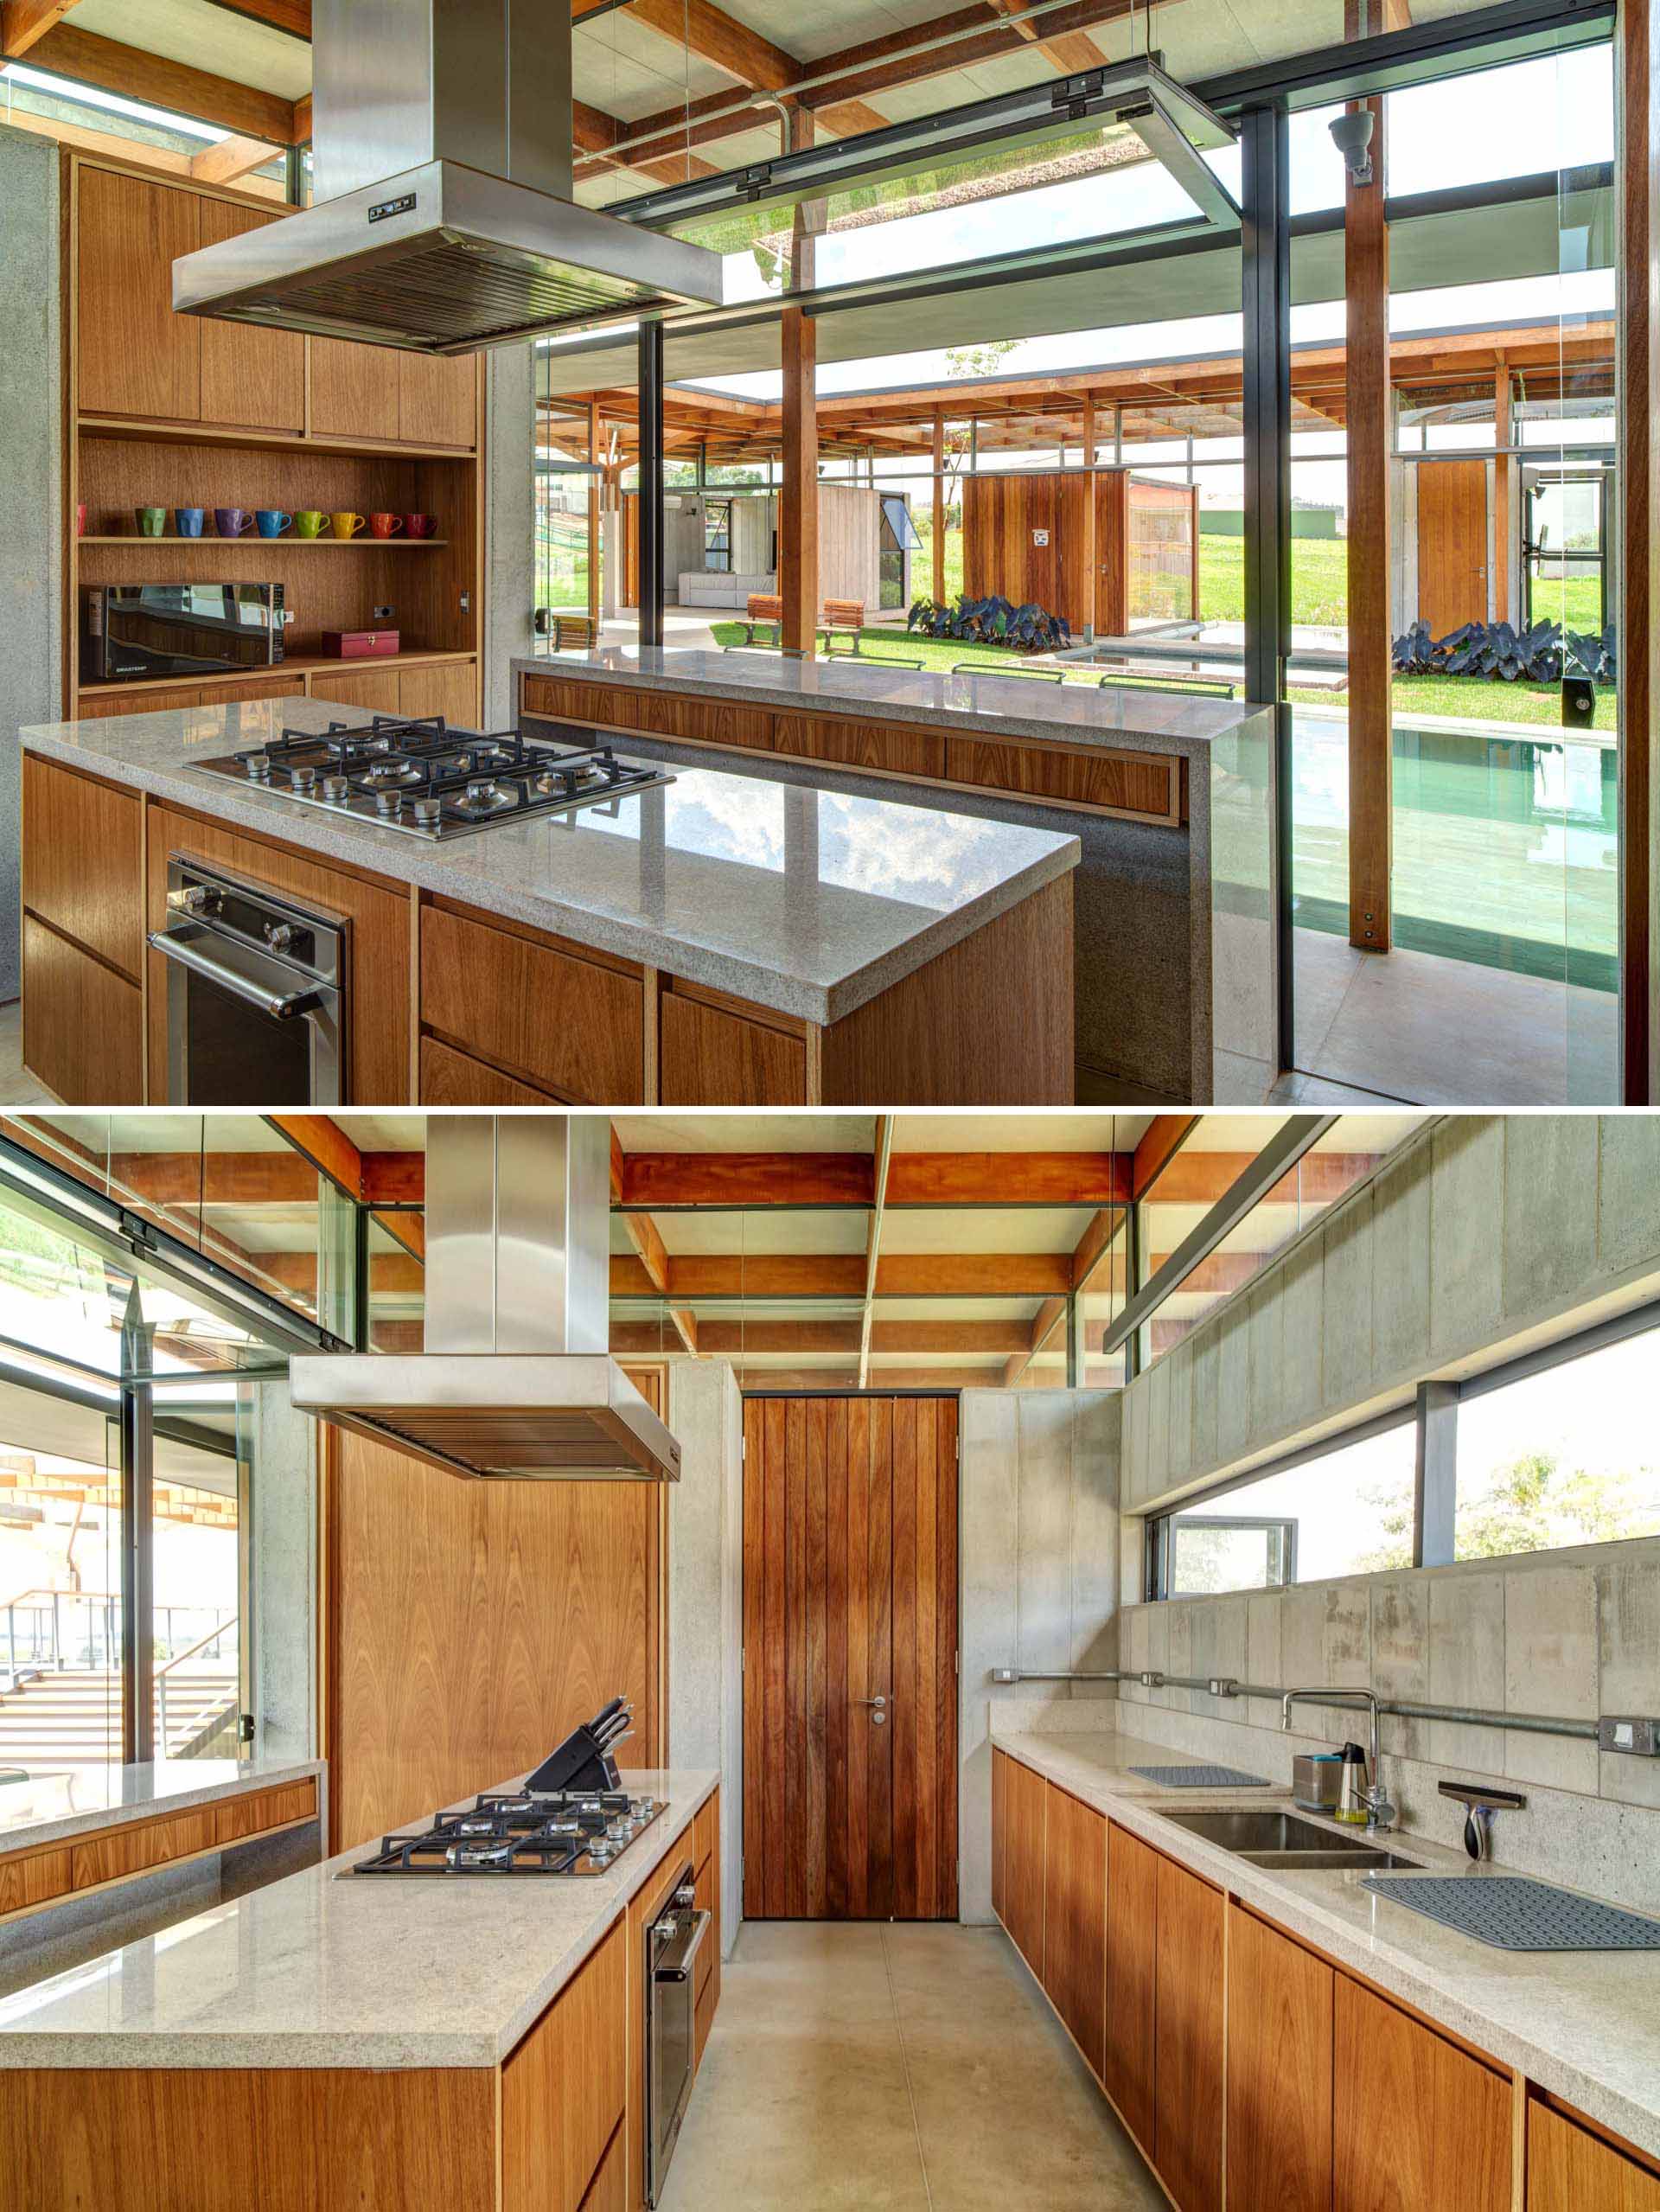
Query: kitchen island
16 697 1079 1106
0 1766 721 2212
516 648 1280 1103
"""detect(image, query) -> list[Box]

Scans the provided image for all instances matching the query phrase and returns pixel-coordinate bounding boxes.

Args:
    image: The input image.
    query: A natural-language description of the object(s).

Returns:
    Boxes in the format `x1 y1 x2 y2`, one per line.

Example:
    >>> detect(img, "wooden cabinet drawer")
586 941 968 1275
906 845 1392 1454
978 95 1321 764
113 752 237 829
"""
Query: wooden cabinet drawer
521 674 616 724
520 674 769 751
77 687 202 717
421 1034 565 1105
944 735 1182 822
22 914 144 1105
577 2122 627 2212
22 756 144 980
693 1853 716 2000
695 1960 719 2072
694 1790 718 1876
0 1844 72 1918
1529 2101 1660 2211
773 712 943 778
502 1918 627 2212
660 987 807 1106
214 1779 319 1846
312 667 403 714
71 1806 217 1891
399 662 478 724
421 903 644 1103
198 674 307 706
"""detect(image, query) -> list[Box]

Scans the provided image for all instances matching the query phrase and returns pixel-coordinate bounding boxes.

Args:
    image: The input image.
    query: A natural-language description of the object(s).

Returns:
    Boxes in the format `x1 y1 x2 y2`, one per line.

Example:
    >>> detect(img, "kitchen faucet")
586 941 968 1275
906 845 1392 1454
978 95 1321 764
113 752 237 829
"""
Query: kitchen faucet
1281 1687 1397 1833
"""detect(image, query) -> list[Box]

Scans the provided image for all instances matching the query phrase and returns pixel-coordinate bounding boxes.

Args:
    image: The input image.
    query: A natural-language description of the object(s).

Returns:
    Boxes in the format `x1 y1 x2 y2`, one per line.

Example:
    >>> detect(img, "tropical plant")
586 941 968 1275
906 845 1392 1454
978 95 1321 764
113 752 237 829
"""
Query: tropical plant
1392 617 1618 686
906 592 1071 654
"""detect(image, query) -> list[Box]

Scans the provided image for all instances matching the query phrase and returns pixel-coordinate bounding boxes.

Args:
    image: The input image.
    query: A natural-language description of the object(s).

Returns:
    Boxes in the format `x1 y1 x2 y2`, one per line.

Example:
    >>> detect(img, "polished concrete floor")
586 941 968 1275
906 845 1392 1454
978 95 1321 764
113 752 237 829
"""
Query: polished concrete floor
660 1921 1163 2212
0 1003 54 1105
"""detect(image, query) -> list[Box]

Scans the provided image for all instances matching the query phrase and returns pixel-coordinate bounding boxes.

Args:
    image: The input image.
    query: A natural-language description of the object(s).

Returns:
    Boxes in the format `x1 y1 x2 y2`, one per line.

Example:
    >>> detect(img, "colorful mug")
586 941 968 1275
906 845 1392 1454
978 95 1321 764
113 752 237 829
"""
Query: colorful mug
136 506 167 537
329 511 367 540
75 502 86 539
176 507 205 538
214 507 252 537
294 510 326 539
403 512 437 539
256 508 292 538
367 512 404 539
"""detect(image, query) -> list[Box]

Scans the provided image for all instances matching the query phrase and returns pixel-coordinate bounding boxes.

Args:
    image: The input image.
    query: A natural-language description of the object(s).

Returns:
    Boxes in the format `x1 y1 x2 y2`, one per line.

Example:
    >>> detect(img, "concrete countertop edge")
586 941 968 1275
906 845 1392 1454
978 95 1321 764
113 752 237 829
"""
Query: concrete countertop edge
997 1730 1660 2164
513 653 1271 758
16 729 1080 1028
0 1770 718 2073
0 1758 327 1857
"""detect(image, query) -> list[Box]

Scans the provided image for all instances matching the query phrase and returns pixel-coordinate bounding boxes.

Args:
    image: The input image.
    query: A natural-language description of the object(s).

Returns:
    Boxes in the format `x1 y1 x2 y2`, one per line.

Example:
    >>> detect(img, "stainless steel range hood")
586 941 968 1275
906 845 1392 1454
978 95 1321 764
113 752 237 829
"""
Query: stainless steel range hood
290 1117 680 1483
171 0 724 355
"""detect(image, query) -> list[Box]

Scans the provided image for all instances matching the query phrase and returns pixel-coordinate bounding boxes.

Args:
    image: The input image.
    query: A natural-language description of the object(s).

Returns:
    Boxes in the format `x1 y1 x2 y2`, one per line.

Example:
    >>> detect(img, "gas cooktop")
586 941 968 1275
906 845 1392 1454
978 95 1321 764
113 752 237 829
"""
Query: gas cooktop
190 714 674 841
350 1788 667 1877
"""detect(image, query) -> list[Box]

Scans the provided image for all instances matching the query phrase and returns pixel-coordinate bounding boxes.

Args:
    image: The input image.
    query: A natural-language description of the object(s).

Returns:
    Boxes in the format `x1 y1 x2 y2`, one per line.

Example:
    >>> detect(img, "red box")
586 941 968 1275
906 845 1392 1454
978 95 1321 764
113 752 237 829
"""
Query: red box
322 628 400 660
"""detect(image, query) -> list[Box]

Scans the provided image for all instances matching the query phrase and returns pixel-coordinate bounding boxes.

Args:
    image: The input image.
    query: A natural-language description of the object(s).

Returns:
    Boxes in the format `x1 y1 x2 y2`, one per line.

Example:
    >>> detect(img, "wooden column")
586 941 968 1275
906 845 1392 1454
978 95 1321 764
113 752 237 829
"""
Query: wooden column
781 105 819 656
1621 0 1657 1099
1491 360 1510 624
1345 93 1393 954
931 412 946 604
1081 395 1096 638
586 400 600 628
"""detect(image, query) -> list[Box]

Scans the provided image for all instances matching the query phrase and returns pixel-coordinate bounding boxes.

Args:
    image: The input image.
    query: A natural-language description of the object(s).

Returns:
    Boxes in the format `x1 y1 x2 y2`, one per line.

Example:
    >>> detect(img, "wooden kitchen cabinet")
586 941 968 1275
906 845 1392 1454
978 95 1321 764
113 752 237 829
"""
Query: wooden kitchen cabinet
399 661 479 724
501 1917 627 2212
999 1753 1047 1976
1225 1902 1332 2212
77 167 200 421
1333 1977 1510 2212
1103 1822 1158 2154
992 1749 1009 1926
22 755 144 981
398 351 477 448
198 674 307 706
1529 2101 1660 2211
419 901 645 1103
578 2124 628 2212
314 667 405 714
21 914 143 1105
1041 1781 1106 2080
659 985 808 1106
310 336 401 443
196 198 305 433
1154 1854 1224 2212
420 1035 563 1104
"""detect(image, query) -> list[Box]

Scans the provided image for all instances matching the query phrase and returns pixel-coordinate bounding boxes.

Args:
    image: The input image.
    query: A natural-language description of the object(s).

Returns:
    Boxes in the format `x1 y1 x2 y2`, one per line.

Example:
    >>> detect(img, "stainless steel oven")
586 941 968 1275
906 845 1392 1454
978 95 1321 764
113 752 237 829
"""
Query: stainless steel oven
149 855 347 1104
645 1861 709 2207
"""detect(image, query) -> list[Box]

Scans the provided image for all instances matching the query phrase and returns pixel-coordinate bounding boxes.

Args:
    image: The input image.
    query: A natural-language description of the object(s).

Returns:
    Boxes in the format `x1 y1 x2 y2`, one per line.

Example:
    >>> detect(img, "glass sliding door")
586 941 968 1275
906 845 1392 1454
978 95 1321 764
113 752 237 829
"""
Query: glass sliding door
150 1384 248 1762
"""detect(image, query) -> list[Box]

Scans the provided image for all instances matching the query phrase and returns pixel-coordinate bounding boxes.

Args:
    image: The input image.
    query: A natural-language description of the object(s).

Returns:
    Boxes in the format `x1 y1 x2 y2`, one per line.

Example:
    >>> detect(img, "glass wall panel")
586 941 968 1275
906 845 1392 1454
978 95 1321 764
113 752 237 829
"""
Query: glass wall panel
1165 1421 1416 1596
1455 1328 1660 1562
151 1383 246 1761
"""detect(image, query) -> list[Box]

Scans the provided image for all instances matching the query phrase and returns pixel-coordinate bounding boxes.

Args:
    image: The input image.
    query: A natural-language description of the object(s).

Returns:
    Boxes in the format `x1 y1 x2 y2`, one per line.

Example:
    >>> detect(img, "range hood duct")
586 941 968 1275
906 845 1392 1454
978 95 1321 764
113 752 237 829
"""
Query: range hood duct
289 1117 680 1483
171 0 724 354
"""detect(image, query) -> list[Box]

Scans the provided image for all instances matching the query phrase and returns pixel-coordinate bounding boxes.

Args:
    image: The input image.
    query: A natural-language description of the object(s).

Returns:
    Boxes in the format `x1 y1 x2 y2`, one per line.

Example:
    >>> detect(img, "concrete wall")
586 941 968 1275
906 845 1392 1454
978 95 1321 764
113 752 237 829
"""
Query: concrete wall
958 1389 1122 1922
1120 1116 1660 1517
249 1379 317 1766
668 1359 744 1955
0 124 63 999
482 342 535 729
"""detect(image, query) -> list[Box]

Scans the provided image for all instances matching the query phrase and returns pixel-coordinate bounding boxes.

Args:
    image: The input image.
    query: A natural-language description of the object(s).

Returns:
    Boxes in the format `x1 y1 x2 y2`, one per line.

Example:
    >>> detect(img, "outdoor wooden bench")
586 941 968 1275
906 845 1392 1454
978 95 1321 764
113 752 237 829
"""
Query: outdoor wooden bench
548 612 598 651
820 598 867 655
740 593 783 647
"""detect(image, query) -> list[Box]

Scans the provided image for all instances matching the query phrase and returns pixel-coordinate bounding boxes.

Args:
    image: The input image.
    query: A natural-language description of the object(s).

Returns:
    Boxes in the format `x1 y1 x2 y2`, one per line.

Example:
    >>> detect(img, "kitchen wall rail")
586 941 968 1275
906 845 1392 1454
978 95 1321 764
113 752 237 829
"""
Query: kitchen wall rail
987 1668 1601 1740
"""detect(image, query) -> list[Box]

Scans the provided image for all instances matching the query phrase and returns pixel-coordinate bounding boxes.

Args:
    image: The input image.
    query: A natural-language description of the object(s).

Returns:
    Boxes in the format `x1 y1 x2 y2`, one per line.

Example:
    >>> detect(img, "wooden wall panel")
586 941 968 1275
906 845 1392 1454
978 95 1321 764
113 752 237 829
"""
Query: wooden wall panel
1416 459 1489 636
961 470 1089 630
327 1429 659 1851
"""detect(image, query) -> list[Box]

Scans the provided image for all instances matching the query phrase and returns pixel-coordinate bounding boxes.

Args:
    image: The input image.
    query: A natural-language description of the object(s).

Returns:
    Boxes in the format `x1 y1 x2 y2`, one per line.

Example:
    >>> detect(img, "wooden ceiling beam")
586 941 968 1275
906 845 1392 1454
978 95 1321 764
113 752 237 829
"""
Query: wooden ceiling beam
609 1250 1074 1300
1001 1293 1068 1387
858 1115 892 1390
191 133 284 184
0 0 73 60
201 0 311 34
17 25 300 144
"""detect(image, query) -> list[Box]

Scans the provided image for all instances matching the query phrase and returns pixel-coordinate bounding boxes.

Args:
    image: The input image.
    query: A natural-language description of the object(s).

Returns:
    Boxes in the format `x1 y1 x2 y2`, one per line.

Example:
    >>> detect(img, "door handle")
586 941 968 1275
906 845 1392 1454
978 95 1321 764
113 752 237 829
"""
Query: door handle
851 1695 887 1706
852 1694 888 1725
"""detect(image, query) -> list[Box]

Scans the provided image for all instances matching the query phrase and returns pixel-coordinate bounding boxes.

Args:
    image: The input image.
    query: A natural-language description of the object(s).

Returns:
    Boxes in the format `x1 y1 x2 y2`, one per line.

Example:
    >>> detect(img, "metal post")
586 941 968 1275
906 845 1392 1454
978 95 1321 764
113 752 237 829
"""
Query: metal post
1414 1379 1459 1568
1241 101 1294 1071
637 319 665 650
120 1380 155 1765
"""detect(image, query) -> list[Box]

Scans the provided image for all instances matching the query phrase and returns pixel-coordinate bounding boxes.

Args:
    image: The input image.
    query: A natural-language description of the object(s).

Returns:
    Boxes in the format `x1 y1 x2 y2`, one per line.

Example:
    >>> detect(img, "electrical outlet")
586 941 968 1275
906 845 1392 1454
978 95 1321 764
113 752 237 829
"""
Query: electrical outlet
1599 1716 1660 1756
1209 1676 1240 1699
459 591 471 612
374 604 396 622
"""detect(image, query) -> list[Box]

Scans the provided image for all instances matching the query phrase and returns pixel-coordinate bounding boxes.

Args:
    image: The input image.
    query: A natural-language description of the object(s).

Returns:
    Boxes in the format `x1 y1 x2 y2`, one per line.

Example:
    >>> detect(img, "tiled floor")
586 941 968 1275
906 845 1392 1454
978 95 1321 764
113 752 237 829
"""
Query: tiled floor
660 1921 1163 2212
1290 927 1617 1106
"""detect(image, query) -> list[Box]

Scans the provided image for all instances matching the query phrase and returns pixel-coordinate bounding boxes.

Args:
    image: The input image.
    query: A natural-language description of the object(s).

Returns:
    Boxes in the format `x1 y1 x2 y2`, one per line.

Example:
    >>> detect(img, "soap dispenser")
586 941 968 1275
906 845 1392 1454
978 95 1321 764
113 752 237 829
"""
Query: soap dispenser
1335 1741 1370 1825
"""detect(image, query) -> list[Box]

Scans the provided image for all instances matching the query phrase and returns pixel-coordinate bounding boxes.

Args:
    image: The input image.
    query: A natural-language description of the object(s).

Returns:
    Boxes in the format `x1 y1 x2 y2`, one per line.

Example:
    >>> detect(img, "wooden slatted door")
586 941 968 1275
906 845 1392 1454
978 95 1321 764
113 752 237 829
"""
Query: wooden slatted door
742 1396 958 1921
1417 459 1490 636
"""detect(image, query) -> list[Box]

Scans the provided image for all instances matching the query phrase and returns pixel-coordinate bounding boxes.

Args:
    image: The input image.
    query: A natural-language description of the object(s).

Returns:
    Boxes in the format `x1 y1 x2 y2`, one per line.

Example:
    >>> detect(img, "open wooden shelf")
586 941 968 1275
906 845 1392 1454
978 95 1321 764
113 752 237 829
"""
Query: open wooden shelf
78 413 476 462
80 535 450 547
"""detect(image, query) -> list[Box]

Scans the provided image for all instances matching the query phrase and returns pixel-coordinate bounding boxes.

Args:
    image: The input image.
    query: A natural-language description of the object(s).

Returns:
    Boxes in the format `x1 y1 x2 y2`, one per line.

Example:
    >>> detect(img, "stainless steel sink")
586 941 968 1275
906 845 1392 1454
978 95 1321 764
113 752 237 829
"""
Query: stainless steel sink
1153 1805 1421 1872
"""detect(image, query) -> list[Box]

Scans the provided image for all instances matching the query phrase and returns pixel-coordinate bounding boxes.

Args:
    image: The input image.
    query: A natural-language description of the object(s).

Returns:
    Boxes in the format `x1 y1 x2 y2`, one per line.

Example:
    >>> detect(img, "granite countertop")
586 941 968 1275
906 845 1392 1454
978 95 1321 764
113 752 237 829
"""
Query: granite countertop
18 700 1079 1025
517 646 1272 757
0 1766 717 2070
0 1757 324 1857
996 1728 1660 2162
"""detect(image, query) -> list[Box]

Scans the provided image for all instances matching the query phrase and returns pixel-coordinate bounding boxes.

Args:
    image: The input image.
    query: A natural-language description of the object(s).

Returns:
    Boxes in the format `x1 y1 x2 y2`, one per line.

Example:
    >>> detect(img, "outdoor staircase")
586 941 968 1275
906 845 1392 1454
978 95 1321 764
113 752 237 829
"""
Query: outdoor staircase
0 1665 239 1768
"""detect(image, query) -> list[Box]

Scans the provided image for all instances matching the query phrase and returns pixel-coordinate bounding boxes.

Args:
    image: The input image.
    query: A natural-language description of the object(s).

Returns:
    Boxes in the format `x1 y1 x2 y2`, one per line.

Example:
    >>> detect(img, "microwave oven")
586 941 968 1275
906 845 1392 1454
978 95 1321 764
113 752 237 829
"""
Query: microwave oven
81 583 288 684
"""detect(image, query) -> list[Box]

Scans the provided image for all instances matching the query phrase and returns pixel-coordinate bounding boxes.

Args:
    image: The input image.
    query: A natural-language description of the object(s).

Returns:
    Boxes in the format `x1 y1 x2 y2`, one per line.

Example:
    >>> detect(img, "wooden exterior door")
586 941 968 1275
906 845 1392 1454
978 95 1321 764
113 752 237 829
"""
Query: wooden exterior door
1417 459 1489 636
742 1395 958 1921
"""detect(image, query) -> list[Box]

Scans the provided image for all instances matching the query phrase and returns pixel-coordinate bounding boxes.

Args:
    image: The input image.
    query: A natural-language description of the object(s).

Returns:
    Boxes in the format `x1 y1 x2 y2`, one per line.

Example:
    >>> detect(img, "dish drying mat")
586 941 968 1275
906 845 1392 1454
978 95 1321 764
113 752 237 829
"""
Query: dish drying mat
1361 1875 1660 1952
1128 1763 1272 1789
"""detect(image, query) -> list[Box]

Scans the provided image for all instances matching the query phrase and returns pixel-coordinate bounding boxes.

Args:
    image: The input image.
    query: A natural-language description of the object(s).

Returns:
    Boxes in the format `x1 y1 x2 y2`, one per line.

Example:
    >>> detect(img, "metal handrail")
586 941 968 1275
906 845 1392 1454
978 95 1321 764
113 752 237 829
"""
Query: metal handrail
988 1666 1599 1741
2 1592 231 1682
155 1614 239 1759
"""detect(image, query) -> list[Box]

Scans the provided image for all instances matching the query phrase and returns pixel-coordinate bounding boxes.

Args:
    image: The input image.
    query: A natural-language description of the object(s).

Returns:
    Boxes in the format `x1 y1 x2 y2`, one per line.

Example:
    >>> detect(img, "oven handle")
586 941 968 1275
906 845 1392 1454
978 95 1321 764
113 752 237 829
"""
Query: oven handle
147 928 323 1020
652 1909 711 1985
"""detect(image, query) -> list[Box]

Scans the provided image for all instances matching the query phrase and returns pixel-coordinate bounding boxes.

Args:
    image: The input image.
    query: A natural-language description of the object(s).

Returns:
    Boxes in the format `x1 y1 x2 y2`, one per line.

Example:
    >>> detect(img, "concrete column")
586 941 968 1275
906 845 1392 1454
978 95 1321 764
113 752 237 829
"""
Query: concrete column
248 1379 317 1767
482 340 535 727
0 125 63 998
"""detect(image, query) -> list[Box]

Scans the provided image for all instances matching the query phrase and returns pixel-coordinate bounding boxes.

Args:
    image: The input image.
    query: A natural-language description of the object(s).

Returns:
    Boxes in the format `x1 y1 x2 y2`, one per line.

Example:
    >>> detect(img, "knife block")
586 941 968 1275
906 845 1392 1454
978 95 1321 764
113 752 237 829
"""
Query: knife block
526 1716 624 1796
